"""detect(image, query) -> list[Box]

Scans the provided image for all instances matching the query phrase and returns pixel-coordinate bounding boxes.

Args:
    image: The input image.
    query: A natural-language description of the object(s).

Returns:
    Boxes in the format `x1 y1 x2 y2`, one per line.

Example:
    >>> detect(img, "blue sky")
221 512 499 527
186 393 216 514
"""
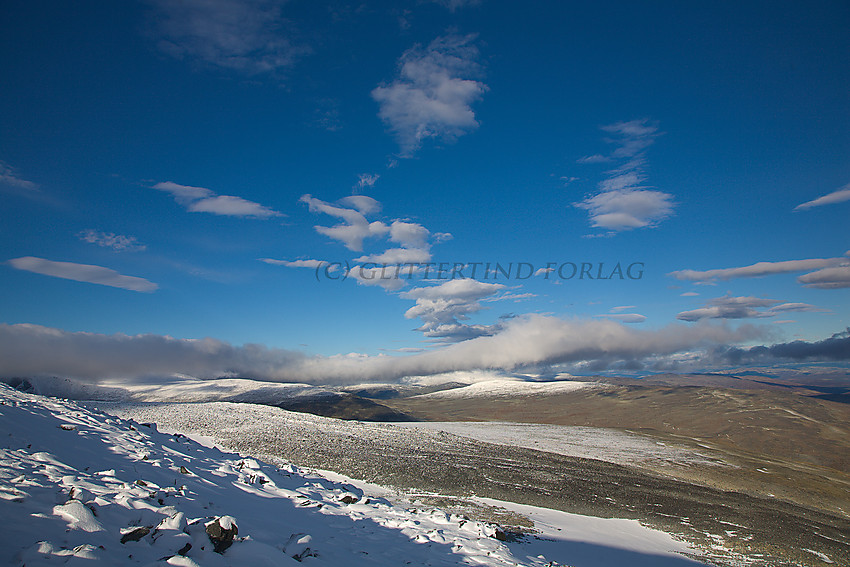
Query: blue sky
1 0 849 383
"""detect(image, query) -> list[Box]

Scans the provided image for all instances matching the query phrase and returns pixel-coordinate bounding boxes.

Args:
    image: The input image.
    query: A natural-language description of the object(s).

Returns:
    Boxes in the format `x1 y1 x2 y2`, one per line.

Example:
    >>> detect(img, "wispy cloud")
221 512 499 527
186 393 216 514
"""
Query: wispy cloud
147 0 308 76
677 295 824 322
300 194 388 251
7 257 158 293
154 181 281 218
355 173 380 189
669 254 850 283
425 0 482 12
794 183 850 210
575 119 674 232
372 33 487 156
78 230 146 252
0 161 39 191
259 258 334 271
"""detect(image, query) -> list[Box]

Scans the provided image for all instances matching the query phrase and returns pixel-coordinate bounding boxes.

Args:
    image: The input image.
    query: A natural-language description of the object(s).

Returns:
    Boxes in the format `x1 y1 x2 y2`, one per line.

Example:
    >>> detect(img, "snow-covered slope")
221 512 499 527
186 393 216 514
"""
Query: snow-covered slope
0 384 706 566
411 379 598 399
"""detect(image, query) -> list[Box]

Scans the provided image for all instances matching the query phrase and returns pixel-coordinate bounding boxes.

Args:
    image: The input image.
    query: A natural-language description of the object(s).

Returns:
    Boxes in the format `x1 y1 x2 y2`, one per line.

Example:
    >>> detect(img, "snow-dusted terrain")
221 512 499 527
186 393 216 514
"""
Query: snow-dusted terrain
409 379 598 399
0 384 708 566
390 422 724 468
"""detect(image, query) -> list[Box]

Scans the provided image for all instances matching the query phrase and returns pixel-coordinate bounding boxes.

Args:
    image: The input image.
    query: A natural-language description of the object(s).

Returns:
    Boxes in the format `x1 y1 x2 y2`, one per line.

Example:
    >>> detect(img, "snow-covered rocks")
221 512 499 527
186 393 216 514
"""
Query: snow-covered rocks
0 384 571 566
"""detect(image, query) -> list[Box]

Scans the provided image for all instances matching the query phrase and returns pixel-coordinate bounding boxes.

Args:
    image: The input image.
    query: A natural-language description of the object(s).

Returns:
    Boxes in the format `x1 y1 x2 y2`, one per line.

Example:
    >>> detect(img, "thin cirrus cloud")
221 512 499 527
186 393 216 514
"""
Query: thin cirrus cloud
574 119 675 232
794 183 850 210
668 253 850 287
372 33 487 156
154 181 281 218
7 257 158 293
146 0 308 76
78 229 146 252
0 161 39 191
355 173 380 189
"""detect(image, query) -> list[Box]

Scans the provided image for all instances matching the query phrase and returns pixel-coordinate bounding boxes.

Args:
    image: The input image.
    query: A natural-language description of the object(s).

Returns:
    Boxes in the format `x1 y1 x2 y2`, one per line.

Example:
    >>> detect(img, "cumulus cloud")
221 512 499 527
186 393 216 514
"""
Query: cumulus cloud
0 316 769 384
794 183 850 210
372 34 487 156
7 257 158 293
669 255 849 283
78 230 146 252
401 279 505 340
154 181 280 218
147 0 308 76
677 295 824 322
575 119 674 232
0 161 39 191
300 194 389 251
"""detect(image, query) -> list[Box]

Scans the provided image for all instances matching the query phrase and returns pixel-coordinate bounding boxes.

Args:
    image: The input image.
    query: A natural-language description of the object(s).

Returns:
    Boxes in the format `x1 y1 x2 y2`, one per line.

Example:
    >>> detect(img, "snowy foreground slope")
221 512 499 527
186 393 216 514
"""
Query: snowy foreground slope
0 385 706 566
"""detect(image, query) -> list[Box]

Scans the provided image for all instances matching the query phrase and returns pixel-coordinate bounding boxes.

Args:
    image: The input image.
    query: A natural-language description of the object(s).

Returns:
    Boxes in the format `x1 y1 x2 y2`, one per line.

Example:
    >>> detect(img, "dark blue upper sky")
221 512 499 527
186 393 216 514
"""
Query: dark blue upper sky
1 0 848 382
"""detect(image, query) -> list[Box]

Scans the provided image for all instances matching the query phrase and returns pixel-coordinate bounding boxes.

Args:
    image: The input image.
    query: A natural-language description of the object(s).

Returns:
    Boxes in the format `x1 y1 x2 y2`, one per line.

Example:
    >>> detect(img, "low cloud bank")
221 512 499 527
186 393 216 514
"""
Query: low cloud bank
0 317 794 384
715 328 850 365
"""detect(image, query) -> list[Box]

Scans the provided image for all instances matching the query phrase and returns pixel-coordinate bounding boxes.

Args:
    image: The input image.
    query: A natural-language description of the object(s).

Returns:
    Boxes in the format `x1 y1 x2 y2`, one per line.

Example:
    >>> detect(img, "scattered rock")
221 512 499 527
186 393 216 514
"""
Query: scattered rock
120 526 151 544
60 424 76 431
177 543 192 556
179 466 190 475
205 516 238 554
340 494 359 504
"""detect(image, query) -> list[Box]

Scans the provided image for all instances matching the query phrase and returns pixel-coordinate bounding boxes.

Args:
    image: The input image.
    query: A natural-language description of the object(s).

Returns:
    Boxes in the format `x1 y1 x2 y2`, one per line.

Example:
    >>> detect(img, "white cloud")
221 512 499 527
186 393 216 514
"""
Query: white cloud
78 230 146 252
147 0 307 75
401 279 505 340
680 291 699 297
669 255 849 282
154 181 280 218
7 257 158 293
338 195 382 215
355 248 432 265
372 34 487 156
347 264 411 291
259 258 335 271
355 173 380 189
576 188 674 230
574 119 673 232
0 161 39 191
794 183 850 210
610 305 636 312
389 220 430 248
0 317 769 384
534 267 555 276
798 266 850 289
300 194 389 251
576 154 609 164
187 194 279 218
